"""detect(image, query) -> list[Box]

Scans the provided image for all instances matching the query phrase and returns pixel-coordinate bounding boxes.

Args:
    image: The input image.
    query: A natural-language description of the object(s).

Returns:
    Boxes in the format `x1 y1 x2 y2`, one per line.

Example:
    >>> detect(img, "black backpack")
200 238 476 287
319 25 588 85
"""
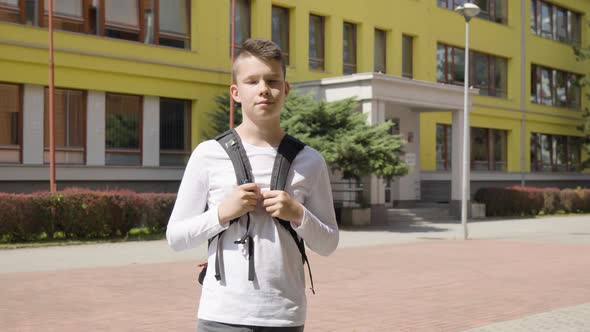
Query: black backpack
198 129 315 294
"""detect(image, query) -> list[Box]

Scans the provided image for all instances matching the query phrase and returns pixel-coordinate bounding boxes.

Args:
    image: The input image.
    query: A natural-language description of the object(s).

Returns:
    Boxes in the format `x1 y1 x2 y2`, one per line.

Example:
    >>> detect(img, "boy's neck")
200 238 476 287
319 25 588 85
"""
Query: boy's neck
235 121 285 147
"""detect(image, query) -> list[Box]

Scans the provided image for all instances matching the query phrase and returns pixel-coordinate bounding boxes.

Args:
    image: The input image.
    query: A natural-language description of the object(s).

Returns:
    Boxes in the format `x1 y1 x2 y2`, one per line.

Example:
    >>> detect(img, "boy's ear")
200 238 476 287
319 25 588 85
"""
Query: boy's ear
284 81 290 97
230 84 241 103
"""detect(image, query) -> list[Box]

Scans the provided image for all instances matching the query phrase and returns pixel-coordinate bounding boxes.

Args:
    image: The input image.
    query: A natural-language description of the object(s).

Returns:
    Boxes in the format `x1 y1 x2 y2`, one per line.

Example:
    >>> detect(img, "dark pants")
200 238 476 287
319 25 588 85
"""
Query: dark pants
197 319 304 332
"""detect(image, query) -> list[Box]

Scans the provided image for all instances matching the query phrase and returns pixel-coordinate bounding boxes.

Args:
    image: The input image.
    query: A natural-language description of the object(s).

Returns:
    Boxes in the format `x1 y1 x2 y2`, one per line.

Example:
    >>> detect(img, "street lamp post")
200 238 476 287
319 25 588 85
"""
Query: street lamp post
455 3 480 240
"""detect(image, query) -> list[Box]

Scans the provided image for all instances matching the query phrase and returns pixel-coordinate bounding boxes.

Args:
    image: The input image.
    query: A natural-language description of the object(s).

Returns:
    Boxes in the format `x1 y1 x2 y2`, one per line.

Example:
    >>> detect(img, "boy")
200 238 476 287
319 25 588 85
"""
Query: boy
166 38 339 331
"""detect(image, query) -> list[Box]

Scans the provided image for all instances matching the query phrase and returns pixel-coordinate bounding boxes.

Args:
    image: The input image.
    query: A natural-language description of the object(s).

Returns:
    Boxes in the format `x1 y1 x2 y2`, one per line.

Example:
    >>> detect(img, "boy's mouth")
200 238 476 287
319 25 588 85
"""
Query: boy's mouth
256 101 274 106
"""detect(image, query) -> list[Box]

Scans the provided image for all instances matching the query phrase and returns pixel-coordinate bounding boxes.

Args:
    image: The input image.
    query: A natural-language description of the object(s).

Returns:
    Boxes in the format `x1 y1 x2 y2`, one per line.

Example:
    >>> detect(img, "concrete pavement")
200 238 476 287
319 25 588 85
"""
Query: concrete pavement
0 214 589 331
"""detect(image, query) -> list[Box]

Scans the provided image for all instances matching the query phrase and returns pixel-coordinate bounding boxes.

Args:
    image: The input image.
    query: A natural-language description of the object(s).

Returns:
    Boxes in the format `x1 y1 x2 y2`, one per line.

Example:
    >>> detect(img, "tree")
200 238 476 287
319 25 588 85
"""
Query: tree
208 92 409 182
574 46 590 168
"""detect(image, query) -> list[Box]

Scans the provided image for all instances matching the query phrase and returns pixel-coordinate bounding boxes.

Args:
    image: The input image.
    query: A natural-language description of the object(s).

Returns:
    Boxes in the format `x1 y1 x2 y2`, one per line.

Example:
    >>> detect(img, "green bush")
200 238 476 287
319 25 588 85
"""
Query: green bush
0 189 176 243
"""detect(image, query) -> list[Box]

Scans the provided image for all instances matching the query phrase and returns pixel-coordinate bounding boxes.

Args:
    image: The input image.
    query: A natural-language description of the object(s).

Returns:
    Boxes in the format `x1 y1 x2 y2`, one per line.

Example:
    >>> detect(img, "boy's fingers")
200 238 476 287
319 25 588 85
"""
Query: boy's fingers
261 190 283 199
262 196 280 207
239 182 259 191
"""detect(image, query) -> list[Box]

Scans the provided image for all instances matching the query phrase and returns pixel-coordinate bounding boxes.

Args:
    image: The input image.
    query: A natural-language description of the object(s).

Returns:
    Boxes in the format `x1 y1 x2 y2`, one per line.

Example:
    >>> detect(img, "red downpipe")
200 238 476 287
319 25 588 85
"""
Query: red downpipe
229 0 236 129
48 0 56 193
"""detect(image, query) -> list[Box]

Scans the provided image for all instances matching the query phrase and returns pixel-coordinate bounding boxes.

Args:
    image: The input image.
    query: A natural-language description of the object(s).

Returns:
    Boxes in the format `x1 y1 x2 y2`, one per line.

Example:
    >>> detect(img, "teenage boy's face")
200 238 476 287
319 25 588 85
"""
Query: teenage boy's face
230 55 289 124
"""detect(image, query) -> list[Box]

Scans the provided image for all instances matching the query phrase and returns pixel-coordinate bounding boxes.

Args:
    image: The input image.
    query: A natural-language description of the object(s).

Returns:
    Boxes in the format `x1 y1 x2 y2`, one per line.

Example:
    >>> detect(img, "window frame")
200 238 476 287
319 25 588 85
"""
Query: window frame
230 0 251 57
437 43 508 98
402 34 414 79
342 21 357 75
159 98 192 167
43 87 87 165
0 82 23 164
308 13 325 71
531 0 582 46
271 5 290 66
438 0 508 25
530 132 581 172
104 92 143 166
531 64 581 109
374 28 387 74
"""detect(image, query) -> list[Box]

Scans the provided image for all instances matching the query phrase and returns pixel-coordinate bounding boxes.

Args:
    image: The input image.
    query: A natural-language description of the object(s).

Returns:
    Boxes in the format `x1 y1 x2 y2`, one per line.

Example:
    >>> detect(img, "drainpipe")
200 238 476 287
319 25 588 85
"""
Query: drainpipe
229 0 236 129
520 0 527 187
48 0 56 193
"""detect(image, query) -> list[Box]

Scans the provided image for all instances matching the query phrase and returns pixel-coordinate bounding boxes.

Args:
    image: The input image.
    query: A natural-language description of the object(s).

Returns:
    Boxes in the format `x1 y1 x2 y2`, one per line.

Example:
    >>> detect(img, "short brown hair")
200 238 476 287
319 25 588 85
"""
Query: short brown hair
232 38 286 81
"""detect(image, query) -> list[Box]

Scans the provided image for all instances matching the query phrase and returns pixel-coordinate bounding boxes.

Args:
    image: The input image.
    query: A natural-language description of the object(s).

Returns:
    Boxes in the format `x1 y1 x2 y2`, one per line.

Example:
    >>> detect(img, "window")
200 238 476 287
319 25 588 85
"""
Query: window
272 5 290 65
0 0 20 23
531 64 580 109
105 93 142 166
230 0 250 57
160 98 191 166
436 124 452 171
471 127 507 171
0 0 40 25
531 0 582 46
0 83 21 164
343 22 357 75
1 1 190 48
438 0 507 24
374 29 386 73
437 43 508 98
157 0 190 48
42 0 84 33
309 14 325 71
436 124 508 171
402 35 413 78
531 133 581 172
43 88 85 164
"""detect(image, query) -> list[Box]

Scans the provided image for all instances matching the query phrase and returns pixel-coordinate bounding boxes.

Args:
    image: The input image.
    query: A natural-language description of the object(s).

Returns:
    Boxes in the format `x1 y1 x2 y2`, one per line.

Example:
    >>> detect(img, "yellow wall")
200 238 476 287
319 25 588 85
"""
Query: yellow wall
1 0 589 167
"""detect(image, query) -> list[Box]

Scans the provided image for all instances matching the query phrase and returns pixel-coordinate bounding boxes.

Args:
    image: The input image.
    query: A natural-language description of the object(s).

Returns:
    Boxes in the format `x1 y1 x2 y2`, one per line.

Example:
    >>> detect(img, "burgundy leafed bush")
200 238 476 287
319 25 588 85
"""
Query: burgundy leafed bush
0 189 176 243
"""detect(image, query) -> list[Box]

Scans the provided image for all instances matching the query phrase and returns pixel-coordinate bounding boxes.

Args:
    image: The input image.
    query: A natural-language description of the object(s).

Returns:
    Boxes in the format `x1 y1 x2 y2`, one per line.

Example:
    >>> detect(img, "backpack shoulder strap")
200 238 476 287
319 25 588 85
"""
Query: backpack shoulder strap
215 128 254 185
271 134 315 294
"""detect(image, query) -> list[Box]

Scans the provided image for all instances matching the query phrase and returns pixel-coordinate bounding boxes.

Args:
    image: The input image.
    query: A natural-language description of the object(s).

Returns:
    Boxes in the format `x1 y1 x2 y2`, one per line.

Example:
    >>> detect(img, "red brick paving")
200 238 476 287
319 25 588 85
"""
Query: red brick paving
1 239 589 331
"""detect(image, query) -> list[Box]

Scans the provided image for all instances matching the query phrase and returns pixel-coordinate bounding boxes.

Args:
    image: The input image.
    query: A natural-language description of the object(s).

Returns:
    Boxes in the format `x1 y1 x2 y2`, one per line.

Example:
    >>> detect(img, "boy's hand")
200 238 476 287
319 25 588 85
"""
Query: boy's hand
262 191 304 225
218 183 260 224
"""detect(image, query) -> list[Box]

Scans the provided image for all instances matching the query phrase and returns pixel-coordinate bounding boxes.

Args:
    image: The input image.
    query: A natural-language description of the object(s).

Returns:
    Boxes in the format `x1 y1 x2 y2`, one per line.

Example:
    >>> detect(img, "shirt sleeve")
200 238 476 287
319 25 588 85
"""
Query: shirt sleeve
166 144 229 251
290 156 339 256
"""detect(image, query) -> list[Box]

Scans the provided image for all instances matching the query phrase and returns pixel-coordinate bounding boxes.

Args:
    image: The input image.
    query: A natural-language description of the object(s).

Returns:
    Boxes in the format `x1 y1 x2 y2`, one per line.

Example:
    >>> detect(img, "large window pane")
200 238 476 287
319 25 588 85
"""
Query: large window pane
540 2 552 38
0 83 21 164
343 22 357 75
272 6 290 65
453 48 465 83
402 35 413 78
540 67 552 105
436 44 446 82
105 93 141 166
493 129 507 171
474 52 489 94
230 0 250 56
44 0 82 18
555 8 567 42
570 12 582 46
44 88 85 164
309 14 325 71
472 128 488 170
160 98 191 166
493 57 507 98
159 0 189 49
436 124 451 171
104 0 140 41
374 29 386 73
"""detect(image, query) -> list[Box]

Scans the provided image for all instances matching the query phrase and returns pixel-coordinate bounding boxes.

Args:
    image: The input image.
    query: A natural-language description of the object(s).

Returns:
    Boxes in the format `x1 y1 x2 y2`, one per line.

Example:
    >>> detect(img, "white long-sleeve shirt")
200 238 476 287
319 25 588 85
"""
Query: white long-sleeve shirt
166 138 339 327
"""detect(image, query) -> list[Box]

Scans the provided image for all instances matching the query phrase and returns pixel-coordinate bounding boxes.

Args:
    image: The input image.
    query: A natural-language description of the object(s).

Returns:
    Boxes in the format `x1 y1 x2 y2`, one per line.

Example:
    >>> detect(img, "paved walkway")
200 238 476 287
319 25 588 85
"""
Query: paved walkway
0 215 589 331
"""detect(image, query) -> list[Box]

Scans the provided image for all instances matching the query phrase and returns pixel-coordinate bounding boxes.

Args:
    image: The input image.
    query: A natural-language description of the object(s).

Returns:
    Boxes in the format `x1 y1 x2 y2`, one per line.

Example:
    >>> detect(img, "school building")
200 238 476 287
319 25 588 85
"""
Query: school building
1 0 589 216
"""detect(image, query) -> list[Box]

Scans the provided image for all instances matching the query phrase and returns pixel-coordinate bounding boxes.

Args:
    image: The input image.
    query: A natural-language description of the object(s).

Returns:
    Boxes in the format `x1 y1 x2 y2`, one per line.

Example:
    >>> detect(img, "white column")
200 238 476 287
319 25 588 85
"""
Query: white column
86 91 106 166
397 109 421 201
361 99 386 206
451 109 470 215
22 84 44 165
142 96 160 167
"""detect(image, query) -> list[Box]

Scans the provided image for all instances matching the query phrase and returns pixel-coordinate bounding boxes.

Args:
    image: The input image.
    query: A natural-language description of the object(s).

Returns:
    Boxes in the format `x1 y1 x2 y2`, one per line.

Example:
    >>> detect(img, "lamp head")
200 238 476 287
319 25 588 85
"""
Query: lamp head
455 3 481 22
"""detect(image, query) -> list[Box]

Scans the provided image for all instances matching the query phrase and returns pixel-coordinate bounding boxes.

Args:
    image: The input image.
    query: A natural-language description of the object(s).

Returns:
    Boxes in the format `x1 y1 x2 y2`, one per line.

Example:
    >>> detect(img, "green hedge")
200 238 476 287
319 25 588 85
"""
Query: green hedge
474 186 590 217
0 189 175 243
